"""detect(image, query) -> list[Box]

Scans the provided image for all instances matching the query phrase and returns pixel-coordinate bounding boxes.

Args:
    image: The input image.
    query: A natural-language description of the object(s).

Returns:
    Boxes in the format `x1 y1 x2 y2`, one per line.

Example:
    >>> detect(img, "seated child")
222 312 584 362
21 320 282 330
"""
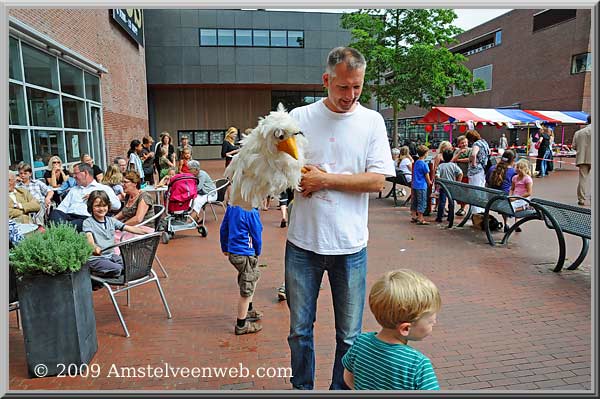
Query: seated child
343 269 441 390
220 204 264 335
155 167 176 188
83 190 148 288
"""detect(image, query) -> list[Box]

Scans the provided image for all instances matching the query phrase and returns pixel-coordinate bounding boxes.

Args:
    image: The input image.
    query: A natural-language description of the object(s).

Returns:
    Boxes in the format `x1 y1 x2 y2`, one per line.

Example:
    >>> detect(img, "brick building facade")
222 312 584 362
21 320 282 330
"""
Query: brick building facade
387 9 592 146
8 9 148 172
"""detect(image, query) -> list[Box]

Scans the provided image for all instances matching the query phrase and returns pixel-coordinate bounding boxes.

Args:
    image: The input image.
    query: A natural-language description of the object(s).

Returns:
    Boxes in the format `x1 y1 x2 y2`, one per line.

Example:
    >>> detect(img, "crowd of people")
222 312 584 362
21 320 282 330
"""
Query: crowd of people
8 131 218 288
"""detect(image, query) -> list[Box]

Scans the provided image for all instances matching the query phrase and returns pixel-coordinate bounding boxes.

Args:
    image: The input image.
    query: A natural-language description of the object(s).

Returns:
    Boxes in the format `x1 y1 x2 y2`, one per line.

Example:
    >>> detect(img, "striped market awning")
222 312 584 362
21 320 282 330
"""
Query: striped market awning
418 107 589 126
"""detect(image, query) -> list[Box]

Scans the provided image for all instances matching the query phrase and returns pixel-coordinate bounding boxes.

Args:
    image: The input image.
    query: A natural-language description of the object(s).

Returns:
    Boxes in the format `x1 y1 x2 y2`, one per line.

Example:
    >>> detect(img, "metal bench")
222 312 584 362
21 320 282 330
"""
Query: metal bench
379 172 412 207
528 198 591 272
436 178 537 246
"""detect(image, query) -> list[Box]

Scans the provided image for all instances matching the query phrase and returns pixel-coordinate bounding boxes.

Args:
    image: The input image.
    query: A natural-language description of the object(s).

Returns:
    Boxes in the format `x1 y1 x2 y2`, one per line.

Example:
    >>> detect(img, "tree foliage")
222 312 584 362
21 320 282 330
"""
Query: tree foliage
341 9 485 146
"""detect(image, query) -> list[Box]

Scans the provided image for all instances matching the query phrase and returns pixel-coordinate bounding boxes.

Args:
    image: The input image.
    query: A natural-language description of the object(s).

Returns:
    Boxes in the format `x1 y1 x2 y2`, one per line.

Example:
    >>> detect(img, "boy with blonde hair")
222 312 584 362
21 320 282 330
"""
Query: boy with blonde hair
342 269 441 390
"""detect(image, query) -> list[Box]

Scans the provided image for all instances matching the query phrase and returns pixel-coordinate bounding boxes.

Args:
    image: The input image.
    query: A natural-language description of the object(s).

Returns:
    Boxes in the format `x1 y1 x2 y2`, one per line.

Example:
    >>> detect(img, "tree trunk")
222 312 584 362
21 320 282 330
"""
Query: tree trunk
392 102 399 148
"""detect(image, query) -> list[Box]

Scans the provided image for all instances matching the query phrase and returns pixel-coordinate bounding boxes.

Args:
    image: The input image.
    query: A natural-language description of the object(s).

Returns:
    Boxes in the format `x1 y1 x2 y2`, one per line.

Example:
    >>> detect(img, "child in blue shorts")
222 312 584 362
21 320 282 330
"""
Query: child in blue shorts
342 269 441 390
220 204 264 335
411 145 432 225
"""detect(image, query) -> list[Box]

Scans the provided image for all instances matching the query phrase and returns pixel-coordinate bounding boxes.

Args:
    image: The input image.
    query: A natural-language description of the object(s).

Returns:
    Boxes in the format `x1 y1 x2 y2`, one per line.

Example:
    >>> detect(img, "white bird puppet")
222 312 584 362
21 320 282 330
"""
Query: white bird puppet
225 103 307 210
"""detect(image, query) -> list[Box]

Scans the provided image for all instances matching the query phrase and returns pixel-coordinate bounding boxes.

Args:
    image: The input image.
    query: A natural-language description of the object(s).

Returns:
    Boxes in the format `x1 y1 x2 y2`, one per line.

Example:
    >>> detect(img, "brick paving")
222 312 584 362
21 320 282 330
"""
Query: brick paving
9 159 592 391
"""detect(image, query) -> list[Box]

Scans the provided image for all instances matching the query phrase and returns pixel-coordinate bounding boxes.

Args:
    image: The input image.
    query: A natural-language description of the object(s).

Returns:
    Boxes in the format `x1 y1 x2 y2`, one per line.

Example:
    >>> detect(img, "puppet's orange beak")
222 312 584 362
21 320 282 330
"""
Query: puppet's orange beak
277 136 299 160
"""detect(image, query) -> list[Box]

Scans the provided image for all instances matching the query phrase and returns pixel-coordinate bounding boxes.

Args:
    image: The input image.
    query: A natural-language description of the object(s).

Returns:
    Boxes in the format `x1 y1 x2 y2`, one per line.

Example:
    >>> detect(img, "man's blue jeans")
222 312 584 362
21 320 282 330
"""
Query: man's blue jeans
285 241 367 390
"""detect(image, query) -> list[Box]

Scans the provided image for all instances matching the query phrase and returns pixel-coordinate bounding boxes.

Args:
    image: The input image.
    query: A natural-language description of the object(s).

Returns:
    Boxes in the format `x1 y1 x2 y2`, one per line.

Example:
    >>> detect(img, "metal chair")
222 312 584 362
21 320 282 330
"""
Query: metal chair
203 178 230 222
132 204 168 278
91 232 172 337
9 264 21 330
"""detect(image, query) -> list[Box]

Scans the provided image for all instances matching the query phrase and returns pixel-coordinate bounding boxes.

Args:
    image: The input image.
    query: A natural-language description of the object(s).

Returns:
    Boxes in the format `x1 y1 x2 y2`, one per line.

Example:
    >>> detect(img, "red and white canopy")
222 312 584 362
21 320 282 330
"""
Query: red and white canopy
418 107 589 125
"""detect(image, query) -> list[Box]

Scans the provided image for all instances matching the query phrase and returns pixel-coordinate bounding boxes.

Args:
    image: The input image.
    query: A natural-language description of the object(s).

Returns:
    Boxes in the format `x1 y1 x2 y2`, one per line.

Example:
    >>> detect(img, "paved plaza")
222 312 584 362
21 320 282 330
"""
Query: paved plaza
9 159 592 391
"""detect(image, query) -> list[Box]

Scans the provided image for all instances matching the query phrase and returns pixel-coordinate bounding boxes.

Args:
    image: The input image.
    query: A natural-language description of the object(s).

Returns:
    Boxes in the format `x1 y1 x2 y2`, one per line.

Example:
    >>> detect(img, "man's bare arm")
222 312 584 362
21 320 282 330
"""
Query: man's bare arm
299 165 386 197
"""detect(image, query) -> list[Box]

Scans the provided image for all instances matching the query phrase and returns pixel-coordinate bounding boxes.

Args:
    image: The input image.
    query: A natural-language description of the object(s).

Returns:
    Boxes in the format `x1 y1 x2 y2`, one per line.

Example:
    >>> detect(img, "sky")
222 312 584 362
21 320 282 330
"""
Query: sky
268 9 512 32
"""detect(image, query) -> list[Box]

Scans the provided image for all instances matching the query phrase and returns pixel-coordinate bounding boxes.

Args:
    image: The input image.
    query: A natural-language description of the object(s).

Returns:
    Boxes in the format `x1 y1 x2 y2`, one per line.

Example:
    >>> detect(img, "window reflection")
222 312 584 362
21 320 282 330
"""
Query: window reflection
27 87 61 127
60 60 84 97
32 129 65 161
9 83 27 126
62 97 86 129
10 37 22 81
65 131 89 163
22 43 59 90
9 129 30 166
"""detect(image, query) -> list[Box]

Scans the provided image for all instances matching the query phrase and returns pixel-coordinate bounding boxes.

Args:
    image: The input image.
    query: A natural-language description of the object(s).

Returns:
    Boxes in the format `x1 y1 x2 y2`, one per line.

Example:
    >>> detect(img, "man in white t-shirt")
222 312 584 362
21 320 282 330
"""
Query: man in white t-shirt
285 47 396 390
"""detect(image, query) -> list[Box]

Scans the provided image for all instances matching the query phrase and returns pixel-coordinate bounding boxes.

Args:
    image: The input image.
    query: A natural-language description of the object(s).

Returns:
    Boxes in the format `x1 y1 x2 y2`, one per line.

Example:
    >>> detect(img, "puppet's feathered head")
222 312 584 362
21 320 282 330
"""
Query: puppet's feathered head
225 103 307 209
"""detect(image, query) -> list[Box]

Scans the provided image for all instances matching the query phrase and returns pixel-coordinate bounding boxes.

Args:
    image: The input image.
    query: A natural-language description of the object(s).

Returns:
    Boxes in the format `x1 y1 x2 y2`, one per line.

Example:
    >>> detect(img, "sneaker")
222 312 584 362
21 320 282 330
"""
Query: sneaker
235 321 262 335
246 309 263 321
578 200 585 206
277 284 287 301
280 219 287 228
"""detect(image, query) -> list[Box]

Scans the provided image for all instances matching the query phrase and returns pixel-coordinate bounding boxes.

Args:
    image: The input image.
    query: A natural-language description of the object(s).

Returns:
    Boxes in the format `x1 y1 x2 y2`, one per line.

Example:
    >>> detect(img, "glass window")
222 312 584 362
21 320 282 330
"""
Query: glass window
236 30 252 46
59 60 84 97
84 72 101 102
253 30 269 46
27 87 61 127
210 131 224 145
473 65 492 91
32 129 65 161
495 30 502 45
571 53 592 74
194 131 209 145
65 131 89 163
288 31 304 47
62 96 86 129
9 83 27 126
217 29 234 46
10 37 22 81
271 30 287 47
200 29 217 46
303 94 315 104
9 129 30 167
22 43 59 90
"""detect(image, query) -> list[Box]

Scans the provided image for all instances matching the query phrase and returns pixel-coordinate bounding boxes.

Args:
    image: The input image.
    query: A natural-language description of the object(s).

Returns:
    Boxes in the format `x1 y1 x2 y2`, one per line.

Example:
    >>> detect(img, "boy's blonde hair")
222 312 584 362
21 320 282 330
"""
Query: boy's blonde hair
515 159 531 176
369 269 441 329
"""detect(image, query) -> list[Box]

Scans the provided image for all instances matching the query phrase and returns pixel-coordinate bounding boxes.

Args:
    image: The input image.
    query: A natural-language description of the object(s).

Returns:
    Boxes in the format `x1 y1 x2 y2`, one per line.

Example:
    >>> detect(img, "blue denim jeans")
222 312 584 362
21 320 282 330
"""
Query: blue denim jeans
285 241 367 390
540 149 552 176
436 189 448 221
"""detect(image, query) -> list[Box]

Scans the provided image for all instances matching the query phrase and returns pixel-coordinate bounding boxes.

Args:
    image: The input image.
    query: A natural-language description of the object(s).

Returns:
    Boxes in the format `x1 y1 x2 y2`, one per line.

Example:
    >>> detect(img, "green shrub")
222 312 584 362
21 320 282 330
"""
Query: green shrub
10 223 93 276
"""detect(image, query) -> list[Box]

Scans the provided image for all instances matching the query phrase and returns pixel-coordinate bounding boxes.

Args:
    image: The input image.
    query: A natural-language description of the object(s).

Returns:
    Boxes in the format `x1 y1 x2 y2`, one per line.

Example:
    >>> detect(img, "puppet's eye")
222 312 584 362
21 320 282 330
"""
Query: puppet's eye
295 131 304 136
274 130 285 140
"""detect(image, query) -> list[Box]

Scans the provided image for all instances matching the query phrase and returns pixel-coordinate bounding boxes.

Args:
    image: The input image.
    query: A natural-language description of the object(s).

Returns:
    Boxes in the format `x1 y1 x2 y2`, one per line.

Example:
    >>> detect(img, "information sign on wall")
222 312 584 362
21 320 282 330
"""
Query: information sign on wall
111 9 144 46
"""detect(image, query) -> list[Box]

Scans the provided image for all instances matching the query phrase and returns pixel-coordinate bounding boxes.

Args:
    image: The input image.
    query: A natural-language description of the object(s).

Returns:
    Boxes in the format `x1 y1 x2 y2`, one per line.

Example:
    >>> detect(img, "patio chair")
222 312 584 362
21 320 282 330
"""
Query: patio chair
132 204 168 278
91 232 172 337
203 178 230 222
9 264 21 330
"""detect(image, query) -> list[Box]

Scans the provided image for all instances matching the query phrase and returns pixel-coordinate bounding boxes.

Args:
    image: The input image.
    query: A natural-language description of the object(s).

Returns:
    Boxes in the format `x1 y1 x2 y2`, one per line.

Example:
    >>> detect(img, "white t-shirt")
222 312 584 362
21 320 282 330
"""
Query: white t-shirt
287 100 395 255
398 158 413 182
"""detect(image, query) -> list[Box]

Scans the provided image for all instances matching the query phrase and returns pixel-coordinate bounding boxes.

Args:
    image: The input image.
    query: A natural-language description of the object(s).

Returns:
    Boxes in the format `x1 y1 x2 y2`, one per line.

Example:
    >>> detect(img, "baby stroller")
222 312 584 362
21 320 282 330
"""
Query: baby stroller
160 173 206 244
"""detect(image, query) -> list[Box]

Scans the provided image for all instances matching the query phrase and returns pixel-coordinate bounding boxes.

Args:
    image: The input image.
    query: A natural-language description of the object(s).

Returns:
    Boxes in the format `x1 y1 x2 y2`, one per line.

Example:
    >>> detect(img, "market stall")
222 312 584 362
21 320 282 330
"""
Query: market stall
417 106 589 151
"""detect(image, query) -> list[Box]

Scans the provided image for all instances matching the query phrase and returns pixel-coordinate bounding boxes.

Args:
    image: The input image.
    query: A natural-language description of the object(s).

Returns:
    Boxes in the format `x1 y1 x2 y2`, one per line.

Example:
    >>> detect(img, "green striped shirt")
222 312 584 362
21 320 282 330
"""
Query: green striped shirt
342 332 440 390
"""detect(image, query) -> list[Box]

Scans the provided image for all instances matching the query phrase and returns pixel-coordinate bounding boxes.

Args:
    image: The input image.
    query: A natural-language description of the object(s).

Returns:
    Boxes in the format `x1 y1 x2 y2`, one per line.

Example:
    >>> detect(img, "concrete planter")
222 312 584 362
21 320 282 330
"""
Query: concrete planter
16 264 98 378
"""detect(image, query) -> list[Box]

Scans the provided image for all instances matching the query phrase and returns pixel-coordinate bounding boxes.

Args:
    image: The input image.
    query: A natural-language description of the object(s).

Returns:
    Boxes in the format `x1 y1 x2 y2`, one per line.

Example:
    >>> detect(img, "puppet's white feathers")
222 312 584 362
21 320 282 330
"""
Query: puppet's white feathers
224 103 307 210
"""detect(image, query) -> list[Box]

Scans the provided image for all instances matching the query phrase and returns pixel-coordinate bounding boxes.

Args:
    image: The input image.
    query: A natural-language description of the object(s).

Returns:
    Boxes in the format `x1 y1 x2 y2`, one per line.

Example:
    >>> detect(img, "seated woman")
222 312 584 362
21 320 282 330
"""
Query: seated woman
114 171 155 238
44 155 69 204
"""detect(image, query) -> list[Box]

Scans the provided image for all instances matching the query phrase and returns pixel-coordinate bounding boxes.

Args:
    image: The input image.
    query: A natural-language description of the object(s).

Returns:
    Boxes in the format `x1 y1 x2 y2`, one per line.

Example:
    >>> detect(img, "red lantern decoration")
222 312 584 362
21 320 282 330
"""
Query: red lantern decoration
443 124 452 132
424 124 433 133
459 125 467 133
